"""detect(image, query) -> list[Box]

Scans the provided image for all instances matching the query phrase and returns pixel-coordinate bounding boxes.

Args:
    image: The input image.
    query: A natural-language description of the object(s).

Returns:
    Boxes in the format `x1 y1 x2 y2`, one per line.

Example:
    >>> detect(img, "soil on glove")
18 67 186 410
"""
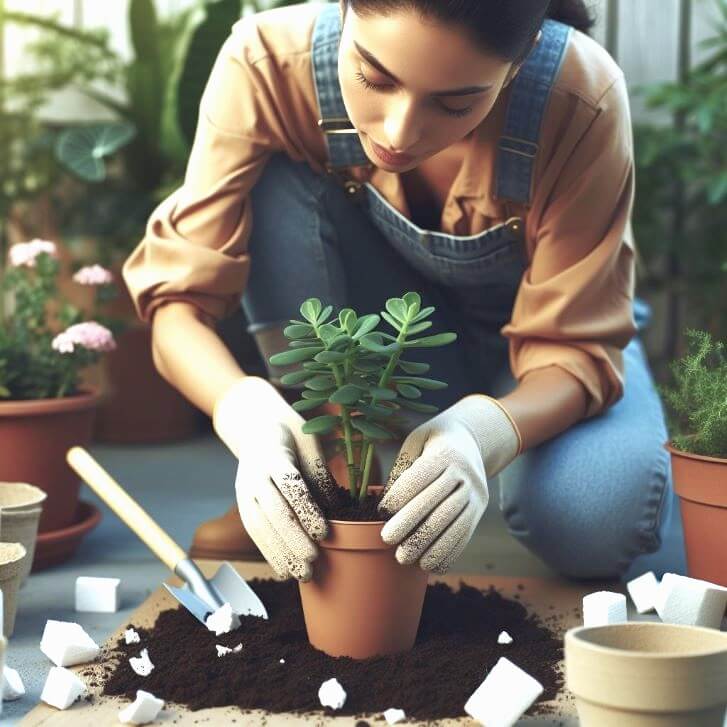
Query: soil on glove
95 577 565 721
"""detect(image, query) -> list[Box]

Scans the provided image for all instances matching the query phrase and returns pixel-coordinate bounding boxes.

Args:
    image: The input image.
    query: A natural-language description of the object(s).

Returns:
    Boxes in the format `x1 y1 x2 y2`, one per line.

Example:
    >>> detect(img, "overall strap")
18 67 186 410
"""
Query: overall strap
311 2 369 170
494 19 573 208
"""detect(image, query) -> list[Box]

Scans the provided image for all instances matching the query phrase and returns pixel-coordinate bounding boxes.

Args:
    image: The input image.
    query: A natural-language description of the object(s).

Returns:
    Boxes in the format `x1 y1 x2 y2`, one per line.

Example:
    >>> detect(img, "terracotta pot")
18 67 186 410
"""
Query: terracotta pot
91 324 201 444
0 389 100 533
667 443 727 587
298 485 429 659
565 622 727 726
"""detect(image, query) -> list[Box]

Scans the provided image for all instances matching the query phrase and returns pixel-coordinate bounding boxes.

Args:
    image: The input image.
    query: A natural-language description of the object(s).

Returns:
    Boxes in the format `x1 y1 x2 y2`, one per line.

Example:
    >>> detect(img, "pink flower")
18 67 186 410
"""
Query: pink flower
8 239 58 268
52 321 116 355
73 264 114 286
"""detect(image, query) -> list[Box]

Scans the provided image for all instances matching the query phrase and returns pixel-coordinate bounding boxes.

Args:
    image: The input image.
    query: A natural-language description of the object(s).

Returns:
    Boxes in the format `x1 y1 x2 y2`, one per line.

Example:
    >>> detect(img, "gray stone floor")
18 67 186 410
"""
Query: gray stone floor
3 431 691 725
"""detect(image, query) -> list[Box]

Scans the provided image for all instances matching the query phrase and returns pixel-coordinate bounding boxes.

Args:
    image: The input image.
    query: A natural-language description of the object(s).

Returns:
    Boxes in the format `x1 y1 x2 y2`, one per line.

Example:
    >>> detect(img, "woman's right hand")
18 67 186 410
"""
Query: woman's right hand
213 376 339 582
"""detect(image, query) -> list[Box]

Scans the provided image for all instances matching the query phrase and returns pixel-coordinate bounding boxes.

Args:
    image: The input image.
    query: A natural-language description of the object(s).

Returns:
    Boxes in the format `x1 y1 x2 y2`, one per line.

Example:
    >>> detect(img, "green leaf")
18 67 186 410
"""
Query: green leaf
288 340 320 348
305 374 336 391
314 350 349 364
359 334 402 355
55 123 136 182
381 310 402 331
339 308 357 332
352 314 380 339
392 376 448 390
329 384 363 405
397 360 430 375
396 399 439 414
385 298 408 322
406 321 432 336
283 323 313 339
279 370 314 385
351 418 394 439
357 402 395 418
300 298 322 323
302 415 340 435
302 389 333 399
368 386 397 400
402 292 421 316
411 305 435 323
317 323 340 343
302 361 330 372
396 383 421 399
292 397 329 412
403 332 457 348
269 346 323 365
318 304 334 324
329 334 353 350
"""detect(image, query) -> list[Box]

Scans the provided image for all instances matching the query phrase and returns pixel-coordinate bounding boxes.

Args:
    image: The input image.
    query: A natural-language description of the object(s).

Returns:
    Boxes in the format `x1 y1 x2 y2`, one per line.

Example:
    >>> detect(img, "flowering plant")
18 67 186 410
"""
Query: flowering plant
0 238 118 400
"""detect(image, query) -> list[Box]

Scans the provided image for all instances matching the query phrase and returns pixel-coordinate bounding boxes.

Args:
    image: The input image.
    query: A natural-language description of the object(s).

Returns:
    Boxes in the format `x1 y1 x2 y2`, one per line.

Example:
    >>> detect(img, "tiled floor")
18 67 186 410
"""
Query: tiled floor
3 430 689 724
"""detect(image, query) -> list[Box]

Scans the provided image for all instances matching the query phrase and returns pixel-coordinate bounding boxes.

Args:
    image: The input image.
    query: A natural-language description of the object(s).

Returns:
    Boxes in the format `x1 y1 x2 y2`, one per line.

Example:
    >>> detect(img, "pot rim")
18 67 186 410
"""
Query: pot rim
665 441 727 465
0 386 101 417
327 483 386 525
566 622 727 659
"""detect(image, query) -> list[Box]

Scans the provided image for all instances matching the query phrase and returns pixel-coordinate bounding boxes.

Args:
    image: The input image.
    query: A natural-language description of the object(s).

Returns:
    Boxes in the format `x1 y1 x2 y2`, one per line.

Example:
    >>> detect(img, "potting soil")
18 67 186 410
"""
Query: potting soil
95 577 566 721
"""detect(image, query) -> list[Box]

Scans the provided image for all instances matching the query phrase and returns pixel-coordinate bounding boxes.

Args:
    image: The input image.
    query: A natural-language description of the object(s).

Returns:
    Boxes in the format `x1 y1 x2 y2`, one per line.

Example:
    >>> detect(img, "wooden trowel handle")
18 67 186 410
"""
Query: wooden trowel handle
67 446 186 572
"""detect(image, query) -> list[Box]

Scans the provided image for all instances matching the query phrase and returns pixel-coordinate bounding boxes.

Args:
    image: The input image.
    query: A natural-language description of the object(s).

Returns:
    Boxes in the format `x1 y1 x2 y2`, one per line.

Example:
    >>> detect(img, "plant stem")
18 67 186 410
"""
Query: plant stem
331 362 357 499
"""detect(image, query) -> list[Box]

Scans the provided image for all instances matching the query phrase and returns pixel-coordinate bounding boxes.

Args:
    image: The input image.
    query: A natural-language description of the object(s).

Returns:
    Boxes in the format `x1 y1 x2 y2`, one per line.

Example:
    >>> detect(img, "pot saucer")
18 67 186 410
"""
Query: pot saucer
31 501 102 571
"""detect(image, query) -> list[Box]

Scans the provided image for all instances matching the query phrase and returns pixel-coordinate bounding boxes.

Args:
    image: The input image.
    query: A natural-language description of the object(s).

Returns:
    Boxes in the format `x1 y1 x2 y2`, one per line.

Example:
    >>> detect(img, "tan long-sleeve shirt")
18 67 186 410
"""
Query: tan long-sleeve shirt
122 2 638 419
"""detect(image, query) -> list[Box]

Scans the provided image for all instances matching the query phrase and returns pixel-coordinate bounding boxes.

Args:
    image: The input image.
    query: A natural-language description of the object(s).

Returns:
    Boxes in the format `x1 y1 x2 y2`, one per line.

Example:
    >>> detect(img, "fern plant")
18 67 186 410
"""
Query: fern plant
659 329 727 458
269 292 457 501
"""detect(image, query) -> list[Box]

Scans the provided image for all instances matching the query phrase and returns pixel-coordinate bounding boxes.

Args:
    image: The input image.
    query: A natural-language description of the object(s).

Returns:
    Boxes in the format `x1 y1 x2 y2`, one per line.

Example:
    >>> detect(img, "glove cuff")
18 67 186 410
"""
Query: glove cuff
459 394 523 479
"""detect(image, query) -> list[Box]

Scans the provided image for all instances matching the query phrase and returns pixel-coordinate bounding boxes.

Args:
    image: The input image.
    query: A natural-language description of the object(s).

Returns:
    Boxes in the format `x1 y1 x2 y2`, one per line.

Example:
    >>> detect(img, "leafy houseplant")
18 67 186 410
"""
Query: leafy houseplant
0 239 117 567
660 329 727 587
272 292 457 660
269 292 457 504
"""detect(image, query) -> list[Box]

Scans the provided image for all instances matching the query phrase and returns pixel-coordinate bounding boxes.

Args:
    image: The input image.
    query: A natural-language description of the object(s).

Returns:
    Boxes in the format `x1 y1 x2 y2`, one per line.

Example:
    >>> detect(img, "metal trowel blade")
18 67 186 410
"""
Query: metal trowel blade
163 583 212 625
210 562 269 620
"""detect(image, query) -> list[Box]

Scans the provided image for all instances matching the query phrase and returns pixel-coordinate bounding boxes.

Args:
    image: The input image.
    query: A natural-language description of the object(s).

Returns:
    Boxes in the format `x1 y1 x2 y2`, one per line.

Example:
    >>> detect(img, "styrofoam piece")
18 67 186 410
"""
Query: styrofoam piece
205 603 241 636
129 648 154 677
626 571 659 614
497 630 513 644
582 591 628 627
318 677 347 710
383 707 406 724
40 666 87 710
464 657 544 727
655 573 727 629
75 576 121 613
124 628 141 644
215 643 242 657
118 689 165 724
40 620 100 667
2 665 25 700
279 658 285 664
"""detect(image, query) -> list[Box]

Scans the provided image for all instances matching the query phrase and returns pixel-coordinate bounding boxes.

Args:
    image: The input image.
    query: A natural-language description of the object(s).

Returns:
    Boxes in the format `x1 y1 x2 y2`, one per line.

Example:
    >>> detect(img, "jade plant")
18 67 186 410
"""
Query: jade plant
658 329 727 459
269 292 457 501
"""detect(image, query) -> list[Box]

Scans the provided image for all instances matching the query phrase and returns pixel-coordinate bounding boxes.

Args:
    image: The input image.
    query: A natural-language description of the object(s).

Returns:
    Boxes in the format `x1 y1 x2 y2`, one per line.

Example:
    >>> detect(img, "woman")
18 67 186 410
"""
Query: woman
123 0 685 583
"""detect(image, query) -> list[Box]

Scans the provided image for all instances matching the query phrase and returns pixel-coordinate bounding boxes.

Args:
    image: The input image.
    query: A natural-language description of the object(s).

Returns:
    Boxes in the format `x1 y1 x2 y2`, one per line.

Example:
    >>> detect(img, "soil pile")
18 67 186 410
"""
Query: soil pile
95 577 566 721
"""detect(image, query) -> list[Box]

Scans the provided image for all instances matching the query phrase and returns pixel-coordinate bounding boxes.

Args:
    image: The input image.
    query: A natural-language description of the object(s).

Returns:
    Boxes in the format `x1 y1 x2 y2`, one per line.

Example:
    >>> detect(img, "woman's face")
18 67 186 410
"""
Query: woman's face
337 2 518 171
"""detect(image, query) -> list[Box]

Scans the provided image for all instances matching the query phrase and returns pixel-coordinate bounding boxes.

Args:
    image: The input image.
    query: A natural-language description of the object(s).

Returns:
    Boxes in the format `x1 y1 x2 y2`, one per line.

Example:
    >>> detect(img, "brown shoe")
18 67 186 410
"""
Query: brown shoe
189 504 265 561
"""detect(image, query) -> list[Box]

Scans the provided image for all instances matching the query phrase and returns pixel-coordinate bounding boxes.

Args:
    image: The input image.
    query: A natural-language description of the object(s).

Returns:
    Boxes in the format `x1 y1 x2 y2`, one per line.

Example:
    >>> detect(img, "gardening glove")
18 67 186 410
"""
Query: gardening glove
212 376 339 582
377 394 522 574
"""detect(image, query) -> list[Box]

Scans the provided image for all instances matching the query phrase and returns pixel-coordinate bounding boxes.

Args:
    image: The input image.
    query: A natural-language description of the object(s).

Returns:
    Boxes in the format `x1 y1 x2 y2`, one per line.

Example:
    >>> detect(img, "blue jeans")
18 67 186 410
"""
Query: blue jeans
241 152 687 582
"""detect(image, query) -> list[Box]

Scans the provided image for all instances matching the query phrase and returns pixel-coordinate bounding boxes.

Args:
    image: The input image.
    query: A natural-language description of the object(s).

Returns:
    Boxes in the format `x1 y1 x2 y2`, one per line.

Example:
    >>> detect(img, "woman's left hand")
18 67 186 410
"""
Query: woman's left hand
377 394 521 574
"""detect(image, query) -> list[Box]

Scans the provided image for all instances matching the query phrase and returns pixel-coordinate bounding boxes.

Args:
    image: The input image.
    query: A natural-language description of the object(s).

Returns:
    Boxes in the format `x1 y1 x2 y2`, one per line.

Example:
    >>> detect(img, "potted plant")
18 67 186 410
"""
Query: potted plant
0 239 118 570
268 292 457 659
660 328 727 587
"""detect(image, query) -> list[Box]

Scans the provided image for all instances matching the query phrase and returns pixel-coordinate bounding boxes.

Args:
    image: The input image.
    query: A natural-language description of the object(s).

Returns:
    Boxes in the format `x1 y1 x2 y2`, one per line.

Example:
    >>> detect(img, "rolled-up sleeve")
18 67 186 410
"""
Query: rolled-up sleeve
122 23 286 324
500 74 638 419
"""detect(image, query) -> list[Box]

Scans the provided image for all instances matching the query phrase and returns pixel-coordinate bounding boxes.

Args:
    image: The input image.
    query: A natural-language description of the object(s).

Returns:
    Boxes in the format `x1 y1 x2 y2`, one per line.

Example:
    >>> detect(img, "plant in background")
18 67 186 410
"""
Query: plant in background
269 292 457 502
658 329 727 459
0 239 119 400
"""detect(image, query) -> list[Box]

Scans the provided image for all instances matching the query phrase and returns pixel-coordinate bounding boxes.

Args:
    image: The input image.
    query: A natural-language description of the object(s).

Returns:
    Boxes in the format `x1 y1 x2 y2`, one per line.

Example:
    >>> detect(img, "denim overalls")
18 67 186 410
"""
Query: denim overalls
240 2 686 582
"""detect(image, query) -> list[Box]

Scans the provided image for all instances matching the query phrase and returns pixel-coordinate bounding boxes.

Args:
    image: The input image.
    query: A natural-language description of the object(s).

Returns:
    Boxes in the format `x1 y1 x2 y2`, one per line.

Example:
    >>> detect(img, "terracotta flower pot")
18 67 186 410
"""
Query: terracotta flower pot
666 443 727 587
565 622 727 726
298 485 429 659
0 389 100 534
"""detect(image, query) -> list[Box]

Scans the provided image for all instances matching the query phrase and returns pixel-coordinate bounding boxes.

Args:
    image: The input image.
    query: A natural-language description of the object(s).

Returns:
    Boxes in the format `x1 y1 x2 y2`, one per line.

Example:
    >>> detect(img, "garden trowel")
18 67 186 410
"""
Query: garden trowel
66 446 268 626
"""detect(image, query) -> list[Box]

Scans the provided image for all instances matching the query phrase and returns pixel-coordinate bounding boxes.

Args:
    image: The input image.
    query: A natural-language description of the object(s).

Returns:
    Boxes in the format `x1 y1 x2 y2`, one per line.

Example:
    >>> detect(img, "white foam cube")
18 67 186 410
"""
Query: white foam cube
279 658 285 664
124 628 141 644
129 648 154 677
205 603 241 636
75 576 121 613
118 689 165 725
318 677 346 710
655 573 727 629
384 707 406 724
2 666 25 701
40 620 100 667
582 591 628 627
497 630 513 644
464 657 544 727
626 571 659 614
40 666 86 710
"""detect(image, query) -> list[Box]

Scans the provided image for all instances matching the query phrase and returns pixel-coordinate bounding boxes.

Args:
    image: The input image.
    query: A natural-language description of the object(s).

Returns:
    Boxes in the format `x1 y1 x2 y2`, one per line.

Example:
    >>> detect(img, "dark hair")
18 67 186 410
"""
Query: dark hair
343 0 596 62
